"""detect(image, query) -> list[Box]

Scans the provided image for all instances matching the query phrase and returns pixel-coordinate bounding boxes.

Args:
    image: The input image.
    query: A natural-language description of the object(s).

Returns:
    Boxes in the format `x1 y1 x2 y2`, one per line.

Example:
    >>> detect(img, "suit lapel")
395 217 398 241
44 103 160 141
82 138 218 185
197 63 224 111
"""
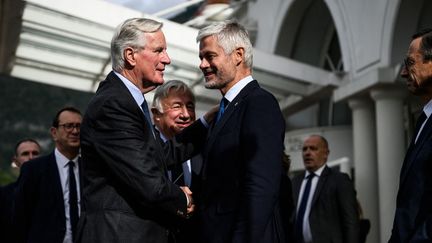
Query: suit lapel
48 153 66 216
106 72 148 127
292 173 305 204
400 116 432 186
107 72 165 169
205 81 258 153
311 166 330 206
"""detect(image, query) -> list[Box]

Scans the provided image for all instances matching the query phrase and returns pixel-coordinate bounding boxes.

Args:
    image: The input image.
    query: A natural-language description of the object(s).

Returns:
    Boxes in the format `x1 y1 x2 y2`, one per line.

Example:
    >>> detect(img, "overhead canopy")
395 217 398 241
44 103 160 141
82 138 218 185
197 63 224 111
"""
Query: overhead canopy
0 0 345 114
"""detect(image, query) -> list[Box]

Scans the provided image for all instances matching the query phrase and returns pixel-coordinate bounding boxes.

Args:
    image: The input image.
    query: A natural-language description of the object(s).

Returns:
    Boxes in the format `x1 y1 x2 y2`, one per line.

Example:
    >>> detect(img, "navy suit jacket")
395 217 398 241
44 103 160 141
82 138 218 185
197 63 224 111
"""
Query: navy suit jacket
78 72 207 243
13 153 68 243
292 166 359 243
0 182 17 243
198 80 288 243
390 114 432 242
169 155 203 243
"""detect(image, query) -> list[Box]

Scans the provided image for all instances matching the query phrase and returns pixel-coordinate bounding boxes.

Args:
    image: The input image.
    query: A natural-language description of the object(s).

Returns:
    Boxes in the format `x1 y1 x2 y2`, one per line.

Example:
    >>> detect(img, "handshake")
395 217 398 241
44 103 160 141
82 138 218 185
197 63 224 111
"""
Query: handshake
180 186 195 219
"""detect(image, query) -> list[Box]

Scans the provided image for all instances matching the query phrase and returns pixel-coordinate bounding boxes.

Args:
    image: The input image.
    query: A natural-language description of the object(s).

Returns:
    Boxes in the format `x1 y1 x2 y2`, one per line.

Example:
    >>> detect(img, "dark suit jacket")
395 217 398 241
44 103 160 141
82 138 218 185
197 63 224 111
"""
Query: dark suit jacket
0 182 17 243
13 153 67 243
280 173 295 243
169 155 203 243
78 72 207 243
389 114 432 242
198 80 287 243
292 166 359 243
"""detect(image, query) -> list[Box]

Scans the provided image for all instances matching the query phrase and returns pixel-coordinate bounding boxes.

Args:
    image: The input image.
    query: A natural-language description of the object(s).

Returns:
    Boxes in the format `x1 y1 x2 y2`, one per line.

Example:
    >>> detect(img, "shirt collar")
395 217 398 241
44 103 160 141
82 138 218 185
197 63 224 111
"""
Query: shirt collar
113 71 145 107
54 148 79 168
155 127 168 142
305 164 326 178
423 99 432 118
224 75 254 102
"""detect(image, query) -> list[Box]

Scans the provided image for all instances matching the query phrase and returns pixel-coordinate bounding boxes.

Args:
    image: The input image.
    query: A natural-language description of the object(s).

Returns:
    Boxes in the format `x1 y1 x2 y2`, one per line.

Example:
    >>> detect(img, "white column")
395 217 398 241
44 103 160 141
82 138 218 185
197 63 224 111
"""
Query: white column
370 88 407 243
348 97 379 243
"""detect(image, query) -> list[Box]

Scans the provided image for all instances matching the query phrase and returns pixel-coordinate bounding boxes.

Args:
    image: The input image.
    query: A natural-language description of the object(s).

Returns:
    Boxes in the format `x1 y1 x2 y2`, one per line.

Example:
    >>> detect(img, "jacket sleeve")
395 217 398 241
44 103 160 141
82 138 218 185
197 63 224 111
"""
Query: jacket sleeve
82 98 205 216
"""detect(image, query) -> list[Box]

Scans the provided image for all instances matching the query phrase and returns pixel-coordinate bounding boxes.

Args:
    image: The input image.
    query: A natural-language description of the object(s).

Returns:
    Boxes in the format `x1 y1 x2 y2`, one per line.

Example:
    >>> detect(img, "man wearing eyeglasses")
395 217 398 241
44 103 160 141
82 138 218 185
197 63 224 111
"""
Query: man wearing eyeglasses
389 29 432 242
14 107 82 243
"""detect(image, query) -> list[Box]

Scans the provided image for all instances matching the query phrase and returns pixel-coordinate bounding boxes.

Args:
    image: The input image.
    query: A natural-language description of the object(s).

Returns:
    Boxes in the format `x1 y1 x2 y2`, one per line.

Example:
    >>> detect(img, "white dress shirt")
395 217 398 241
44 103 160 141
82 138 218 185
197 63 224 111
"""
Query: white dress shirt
297 164 326 243
223 75 254 103
54 148 80 243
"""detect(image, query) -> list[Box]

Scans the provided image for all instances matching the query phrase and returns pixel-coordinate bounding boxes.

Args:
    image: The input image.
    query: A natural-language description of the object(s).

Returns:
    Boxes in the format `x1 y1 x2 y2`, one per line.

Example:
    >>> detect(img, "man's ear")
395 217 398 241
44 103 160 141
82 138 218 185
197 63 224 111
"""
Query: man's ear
234 47 245 66
151 108 161 122
124 47 136 68
50 127 57 141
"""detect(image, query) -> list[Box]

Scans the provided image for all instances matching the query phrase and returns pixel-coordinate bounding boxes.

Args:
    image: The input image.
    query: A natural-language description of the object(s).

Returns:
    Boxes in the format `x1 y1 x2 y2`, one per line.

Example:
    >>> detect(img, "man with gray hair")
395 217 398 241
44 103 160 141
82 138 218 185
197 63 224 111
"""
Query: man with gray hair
78 18 211 243
151 80 202 243
196 20 288 242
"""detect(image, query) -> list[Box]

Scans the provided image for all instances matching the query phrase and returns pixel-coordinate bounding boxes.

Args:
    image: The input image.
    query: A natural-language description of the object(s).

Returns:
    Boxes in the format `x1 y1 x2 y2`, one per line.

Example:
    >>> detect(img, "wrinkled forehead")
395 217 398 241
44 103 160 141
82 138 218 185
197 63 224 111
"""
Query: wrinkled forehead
408 37 422 56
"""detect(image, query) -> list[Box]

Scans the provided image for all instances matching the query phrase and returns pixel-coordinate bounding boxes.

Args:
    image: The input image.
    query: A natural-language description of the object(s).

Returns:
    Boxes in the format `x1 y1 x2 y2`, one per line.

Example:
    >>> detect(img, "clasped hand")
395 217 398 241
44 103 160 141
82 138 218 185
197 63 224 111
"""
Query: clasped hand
180 186 195 218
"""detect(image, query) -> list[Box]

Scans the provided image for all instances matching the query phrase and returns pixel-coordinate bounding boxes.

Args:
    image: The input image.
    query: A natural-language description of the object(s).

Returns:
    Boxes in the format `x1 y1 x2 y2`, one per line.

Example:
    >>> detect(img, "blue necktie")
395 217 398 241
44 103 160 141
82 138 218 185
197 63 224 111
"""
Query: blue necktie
68 161 79 242
216 98 229 123
141 100 154 133
295 173 315 243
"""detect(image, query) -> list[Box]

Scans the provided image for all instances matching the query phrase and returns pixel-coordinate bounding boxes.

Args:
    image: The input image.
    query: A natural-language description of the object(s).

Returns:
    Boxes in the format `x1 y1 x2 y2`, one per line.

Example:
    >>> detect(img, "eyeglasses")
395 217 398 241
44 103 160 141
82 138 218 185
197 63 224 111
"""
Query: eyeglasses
403 57 415 69
57 123 81 132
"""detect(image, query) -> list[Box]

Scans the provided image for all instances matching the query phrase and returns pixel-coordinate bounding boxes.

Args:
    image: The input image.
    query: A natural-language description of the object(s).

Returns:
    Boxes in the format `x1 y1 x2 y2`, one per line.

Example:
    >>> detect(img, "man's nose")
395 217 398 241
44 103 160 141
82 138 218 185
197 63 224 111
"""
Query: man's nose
200 58 209 70
180 107 191 119
162 51 171 65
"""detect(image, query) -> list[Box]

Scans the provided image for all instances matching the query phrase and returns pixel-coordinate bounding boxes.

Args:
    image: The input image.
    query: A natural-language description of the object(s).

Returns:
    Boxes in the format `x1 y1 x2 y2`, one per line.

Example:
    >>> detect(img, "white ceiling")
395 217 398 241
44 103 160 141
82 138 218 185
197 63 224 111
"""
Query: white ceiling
3 0 345 115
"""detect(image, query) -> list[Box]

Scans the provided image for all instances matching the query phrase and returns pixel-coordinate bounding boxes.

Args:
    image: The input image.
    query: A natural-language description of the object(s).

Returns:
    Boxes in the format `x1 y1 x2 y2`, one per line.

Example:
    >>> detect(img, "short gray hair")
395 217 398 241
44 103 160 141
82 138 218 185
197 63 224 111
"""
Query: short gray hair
152 80 195 112
196 20 253 68
111 18 163 72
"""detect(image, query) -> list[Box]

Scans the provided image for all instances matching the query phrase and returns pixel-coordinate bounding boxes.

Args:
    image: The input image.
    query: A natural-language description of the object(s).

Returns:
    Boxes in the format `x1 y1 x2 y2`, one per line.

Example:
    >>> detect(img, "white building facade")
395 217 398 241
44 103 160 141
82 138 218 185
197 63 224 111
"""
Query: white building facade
1 0 430 242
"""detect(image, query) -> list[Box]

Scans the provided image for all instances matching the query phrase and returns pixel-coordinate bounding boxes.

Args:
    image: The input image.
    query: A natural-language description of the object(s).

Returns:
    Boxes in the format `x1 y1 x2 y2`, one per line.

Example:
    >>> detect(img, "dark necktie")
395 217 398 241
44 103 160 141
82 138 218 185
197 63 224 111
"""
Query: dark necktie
413 111 427 143
295 173 315 243
68 161 79 241
141 100 154 133
216 98 229 123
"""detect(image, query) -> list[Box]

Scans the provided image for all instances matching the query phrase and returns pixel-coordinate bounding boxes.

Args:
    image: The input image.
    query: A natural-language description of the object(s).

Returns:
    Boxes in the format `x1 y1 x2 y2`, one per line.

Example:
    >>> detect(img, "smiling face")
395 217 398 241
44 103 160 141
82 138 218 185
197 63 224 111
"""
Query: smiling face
51 110 82 159
199 35 239 94
152 89 195 139
401 37 432 96
131 30 171 91
302 135 329 172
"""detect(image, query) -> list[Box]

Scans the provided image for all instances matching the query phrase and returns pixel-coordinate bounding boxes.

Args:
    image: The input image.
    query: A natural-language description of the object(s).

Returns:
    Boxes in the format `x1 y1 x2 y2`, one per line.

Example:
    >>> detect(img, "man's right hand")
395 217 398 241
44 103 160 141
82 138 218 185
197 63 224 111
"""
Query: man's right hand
180 186 195 216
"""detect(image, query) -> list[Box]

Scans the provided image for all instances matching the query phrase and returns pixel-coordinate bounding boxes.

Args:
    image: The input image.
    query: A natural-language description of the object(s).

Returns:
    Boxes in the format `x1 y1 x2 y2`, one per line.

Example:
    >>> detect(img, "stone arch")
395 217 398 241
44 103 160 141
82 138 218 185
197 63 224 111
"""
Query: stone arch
273 0 344 73
390 0 432 66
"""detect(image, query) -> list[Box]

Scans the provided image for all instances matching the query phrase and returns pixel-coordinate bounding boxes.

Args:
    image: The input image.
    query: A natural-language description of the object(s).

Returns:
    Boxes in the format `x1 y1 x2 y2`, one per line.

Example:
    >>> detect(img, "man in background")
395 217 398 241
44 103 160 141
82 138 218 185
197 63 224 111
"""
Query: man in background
151 79 202 243
0 138 41 243
12 138 41 168
292 135 359 243
14 107 82 243
389 28 432 242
